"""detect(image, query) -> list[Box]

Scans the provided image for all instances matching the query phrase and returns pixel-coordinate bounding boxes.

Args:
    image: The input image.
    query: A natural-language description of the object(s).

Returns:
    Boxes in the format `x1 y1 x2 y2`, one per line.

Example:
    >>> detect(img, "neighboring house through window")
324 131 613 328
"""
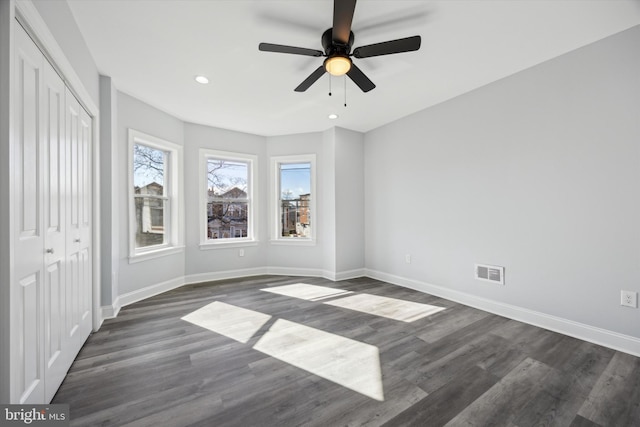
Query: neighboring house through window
271 154 316 244
200 149 256 247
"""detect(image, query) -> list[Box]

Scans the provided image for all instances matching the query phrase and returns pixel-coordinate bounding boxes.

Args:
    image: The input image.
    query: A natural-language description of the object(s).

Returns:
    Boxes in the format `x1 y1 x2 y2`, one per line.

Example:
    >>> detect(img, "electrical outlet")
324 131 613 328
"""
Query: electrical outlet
405 254 411 264
239 249 245 257
620 290 638 308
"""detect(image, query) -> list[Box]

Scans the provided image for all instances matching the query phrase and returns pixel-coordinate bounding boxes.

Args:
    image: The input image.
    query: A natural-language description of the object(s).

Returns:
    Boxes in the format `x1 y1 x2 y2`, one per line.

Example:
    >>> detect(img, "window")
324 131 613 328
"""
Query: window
271 155 316 243
129 129 183 261
200 149 256 247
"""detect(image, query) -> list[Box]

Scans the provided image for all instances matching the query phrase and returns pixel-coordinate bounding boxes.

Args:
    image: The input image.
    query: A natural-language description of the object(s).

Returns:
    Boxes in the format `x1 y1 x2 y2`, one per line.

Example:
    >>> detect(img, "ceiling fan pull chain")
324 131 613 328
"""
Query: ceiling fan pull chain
328 75 332 96
344 76 347 107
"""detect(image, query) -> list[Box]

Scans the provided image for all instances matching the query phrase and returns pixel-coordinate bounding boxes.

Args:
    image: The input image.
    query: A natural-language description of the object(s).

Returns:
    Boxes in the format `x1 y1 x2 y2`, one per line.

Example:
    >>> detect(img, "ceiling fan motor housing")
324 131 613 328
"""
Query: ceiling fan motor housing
322 28 354 56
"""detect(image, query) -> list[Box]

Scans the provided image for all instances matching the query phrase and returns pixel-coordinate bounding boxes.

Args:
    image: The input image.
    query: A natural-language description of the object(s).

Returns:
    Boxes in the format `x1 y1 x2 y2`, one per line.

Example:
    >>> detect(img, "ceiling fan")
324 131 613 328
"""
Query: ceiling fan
258 0 421 93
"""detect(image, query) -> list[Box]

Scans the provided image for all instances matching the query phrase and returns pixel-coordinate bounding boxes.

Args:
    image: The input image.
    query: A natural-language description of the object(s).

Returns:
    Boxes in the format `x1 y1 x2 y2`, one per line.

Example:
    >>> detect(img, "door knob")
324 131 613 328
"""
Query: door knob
74 238 81 243
46 248 54 254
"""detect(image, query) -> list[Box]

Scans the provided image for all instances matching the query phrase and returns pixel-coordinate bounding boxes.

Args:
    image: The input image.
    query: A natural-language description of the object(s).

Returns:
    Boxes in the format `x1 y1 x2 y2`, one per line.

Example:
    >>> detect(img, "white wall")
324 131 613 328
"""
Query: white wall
364 25 640 339
334 127 364 275
267 132 327 273
116 91 185 295
99 75 118 306
183 122 267 278
322 129 337 275
321 127 365 279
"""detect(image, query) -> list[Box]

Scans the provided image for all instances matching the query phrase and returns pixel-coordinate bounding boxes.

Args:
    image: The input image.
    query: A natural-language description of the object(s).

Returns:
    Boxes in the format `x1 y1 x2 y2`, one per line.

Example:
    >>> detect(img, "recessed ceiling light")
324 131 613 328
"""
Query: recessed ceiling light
195 75 209 84
328 114 339 119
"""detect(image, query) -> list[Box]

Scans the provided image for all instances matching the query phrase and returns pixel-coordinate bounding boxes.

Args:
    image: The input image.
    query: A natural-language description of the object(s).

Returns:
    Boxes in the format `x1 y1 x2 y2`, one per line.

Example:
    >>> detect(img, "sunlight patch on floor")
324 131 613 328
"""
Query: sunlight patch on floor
324 293 446 322
253 318 384 401
260 283 352 301
181 301 271 344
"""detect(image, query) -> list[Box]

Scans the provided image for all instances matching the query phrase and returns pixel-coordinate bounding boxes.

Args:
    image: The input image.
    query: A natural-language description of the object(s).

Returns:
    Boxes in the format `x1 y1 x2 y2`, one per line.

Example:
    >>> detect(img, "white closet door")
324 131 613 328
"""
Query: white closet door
42 58 68 402
12 23 93 404
13 22 47 405
64 89 93 362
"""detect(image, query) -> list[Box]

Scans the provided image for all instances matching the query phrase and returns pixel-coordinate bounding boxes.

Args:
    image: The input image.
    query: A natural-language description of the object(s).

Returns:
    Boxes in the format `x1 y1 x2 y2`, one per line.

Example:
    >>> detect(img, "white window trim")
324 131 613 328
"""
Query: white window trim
199 149 258 249
270 154 316 245
128 129 184 262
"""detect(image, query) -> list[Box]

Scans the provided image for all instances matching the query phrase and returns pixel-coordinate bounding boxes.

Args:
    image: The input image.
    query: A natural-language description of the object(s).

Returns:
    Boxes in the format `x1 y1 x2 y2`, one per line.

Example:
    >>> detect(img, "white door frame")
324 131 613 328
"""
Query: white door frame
15 0 102 333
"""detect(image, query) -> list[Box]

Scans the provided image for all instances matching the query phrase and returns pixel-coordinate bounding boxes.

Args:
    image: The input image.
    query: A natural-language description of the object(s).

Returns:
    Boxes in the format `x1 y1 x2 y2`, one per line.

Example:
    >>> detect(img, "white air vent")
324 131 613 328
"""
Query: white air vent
475 264 505 285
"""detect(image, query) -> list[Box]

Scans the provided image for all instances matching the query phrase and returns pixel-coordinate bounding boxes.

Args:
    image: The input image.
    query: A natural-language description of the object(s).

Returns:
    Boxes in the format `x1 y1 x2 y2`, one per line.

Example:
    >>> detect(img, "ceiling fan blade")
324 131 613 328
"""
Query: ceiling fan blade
352 35 421 58
295 66 326 92
259 43 324 57
332 0 357 45
346 63 375 92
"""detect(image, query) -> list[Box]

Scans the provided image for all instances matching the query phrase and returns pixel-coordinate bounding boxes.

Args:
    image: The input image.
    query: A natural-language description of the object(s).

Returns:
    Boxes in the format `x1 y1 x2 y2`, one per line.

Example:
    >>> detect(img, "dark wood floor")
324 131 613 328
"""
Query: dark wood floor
53 275 640 426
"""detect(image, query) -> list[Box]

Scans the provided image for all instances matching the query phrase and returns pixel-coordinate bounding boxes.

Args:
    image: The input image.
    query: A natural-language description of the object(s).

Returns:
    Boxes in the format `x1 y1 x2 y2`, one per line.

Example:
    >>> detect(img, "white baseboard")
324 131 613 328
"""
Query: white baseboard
118 276 185 308
185 267 268 285
264 266 364 281
328 268 366 281
364 268 640 358
100 296 121 320
267 266 325 277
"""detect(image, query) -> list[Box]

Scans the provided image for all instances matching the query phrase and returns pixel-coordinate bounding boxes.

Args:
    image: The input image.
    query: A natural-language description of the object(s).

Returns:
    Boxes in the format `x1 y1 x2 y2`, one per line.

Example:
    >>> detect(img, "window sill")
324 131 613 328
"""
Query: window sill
199 240 259 250
129 245 185 264
270 238 316 247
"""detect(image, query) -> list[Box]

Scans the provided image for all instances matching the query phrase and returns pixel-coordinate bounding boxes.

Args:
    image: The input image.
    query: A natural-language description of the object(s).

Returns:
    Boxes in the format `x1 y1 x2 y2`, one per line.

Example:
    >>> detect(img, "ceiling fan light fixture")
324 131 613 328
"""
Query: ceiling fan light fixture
324 56 351 76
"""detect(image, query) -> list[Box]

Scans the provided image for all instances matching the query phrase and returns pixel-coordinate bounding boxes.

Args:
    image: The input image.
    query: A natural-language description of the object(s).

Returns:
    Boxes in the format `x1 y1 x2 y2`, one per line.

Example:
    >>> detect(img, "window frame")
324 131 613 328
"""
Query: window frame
270 154 316 245
128 129 184 262
199 149 258 249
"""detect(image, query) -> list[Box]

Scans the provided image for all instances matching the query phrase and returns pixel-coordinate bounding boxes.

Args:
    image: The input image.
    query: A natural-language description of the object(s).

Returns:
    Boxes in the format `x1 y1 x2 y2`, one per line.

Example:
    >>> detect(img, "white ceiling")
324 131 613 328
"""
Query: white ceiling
66 0 640 137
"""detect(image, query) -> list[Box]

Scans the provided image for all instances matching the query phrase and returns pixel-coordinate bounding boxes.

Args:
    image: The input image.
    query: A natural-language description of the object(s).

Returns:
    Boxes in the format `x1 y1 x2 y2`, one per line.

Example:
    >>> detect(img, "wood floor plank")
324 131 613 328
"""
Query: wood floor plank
511 341 615 427
444 357 556 426
50 275 640 427
417 313 511 361
570 414 604 427
577 351 640 426
415 304 491 344
405 332 508 394
382 365 499 427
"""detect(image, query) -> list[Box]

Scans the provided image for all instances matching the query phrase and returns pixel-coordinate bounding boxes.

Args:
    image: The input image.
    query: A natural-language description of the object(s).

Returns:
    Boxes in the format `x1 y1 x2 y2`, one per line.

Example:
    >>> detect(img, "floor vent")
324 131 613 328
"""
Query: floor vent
475 264 505 285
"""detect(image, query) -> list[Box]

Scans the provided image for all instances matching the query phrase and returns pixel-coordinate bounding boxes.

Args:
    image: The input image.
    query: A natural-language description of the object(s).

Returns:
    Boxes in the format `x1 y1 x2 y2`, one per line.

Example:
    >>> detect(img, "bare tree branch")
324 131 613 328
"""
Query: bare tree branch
134 144 164 184
207 159 247 195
